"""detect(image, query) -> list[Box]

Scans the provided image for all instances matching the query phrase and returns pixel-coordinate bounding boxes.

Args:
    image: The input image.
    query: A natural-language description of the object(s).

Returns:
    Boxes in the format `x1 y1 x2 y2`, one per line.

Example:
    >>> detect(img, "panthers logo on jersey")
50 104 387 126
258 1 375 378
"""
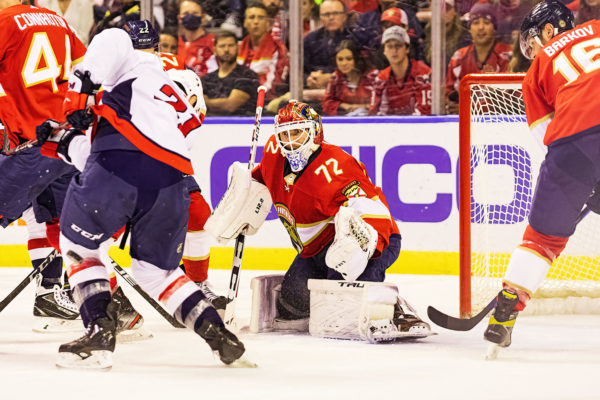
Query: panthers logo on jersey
275 202 303 253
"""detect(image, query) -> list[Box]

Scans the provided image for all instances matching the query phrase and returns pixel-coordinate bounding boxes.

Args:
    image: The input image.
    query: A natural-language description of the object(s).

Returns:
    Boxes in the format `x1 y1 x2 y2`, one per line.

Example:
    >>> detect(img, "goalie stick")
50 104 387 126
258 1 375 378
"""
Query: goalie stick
430 204 594 331
223 85 267 330
0 249 59 313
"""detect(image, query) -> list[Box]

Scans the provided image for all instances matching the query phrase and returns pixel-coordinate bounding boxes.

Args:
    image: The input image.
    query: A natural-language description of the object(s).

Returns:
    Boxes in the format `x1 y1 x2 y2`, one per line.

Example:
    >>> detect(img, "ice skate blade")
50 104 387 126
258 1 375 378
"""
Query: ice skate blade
116 327 153 343
485 343 501 360
226 356 258 368
32 317 82 333
56 350 113 371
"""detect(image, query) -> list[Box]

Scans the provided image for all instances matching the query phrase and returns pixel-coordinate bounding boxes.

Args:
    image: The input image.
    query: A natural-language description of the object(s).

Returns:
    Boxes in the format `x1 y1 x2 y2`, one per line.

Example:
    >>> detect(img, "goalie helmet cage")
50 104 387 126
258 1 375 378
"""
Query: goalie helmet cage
458 73 600 318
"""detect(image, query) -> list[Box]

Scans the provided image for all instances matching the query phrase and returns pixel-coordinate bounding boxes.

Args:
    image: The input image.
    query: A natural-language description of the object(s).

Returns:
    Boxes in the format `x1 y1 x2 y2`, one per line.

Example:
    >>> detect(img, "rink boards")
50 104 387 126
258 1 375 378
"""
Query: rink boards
0 115 535 274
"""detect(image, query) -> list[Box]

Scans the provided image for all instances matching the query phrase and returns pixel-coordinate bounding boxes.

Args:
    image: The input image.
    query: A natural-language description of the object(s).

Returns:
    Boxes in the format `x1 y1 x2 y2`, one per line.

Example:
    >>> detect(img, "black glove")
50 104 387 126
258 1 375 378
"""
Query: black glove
35 119 61 146
66 109 95 130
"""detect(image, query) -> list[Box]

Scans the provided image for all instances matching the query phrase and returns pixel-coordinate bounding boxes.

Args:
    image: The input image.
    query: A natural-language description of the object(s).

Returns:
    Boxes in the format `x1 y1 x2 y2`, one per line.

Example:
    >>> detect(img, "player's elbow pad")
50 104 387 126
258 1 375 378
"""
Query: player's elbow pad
204 161 272 243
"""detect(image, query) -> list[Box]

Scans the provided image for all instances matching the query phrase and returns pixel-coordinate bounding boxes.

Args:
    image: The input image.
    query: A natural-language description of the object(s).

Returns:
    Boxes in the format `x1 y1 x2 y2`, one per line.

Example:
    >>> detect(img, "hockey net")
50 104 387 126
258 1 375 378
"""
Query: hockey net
459 73 600 317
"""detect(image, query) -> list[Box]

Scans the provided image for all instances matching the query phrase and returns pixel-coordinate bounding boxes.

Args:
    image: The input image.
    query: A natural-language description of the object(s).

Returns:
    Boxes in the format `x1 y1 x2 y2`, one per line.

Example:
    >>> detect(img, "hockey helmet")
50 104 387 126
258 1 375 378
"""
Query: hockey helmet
520 0 574 59
274 101 323 172
123 20 159 50
167 68 206 119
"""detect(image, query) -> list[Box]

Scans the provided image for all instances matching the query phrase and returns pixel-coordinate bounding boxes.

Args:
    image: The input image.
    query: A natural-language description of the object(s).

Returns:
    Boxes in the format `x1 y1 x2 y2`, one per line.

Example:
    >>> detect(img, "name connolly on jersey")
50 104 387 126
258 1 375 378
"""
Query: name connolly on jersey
544 24 594 57
13 12 68 31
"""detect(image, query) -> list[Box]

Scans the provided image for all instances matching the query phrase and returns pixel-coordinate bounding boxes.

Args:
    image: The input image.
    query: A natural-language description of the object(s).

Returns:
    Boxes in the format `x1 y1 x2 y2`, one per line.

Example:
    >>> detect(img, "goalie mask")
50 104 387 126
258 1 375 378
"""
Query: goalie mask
167 68 206 119
519 0 574 60
275 101 323 172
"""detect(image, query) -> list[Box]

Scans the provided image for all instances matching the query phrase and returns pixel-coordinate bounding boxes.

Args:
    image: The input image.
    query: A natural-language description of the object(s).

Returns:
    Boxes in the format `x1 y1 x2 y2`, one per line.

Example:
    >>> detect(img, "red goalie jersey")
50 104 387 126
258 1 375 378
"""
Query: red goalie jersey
252 134 400 258
0 5 86 140
523 20 600 146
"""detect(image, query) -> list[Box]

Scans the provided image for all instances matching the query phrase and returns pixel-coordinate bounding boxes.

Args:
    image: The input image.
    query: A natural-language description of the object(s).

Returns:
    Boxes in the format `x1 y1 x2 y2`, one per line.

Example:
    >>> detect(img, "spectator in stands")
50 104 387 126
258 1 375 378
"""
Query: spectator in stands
37 0 95 45
323 40 377 115
445 1 512 113
344 0 378 13
202 31 260 116
304 0 358 89
178 0 217 77
159 30 179 54
370 26 431 115
303 0 321 36
507 36 531 73
262 0 288 45
497 0 532 44
89 0 139 40
354 0 424 62
238 2 289 100
576 0 600 24
423 0 470 65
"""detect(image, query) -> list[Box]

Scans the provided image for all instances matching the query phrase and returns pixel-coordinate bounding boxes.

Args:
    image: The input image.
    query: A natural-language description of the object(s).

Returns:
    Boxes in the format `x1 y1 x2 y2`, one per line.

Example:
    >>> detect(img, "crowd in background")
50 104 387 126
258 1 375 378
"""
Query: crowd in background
27 0 594 116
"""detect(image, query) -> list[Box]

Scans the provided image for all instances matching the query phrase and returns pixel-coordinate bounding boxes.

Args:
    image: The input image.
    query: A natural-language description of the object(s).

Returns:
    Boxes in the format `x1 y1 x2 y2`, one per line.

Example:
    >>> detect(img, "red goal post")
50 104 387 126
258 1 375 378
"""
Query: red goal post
459 73 526 317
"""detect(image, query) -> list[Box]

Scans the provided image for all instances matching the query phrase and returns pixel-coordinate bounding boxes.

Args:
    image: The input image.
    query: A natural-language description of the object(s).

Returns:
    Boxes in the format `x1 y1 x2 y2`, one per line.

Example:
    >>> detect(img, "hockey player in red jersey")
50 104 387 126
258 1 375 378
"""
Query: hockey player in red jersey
484 0 600 355
0 0 86 329
36 20 247 369
206 101 431 338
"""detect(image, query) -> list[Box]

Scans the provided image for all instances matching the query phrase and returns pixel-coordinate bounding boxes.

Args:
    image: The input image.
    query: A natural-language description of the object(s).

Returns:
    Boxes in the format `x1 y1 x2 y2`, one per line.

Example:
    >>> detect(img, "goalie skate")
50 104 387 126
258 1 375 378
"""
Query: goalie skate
365 319 435 344
33 285 81 333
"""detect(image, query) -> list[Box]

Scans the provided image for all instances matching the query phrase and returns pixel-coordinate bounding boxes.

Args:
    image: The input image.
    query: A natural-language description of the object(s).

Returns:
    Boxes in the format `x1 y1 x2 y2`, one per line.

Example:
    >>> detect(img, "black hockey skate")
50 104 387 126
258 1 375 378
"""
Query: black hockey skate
56 302 118 370
33 285 80 333
197 281 228 311
393 302 431 334
111 286 144 333
196 320 247 365
484 288 520 348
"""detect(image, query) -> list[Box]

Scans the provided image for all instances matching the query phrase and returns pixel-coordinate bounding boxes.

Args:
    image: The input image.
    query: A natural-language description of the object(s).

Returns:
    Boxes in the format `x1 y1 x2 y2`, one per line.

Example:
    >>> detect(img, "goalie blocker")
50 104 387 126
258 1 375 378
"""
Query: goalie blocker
249 275 433 343
204 161 272 243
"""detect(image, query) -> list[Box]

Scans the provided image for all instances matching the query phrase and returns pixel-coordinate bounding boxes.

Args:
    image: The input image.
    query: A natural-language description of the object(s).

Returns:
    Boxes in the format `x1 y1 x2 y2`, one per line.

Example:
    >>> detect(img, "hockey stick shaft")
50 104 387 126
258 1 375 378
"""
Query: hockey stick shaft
109 257 186 328
427 297 497 331
4 121 70 155
223 85 267 327
113 224 185 328
0 249 59 313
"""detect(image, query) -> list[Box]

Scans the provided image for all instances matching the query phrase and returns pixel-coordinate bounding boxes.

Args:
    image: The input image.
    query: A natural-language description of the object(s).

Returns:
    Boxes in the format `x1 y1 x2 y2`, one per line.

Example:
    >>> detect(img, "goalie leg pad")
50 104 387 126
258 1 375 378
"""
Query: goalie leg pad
307 279 398 340
204 162 272 243
249 274 285 333
325 206 378 282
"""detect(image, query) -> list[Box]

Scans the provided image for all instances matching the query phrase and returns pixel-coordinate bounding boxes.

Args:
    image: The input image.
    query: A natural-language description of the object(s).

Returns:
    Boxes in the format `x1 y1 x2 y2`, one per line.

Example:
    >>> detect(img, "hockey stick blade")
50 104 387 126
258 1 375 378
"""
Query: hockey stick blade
0 249 59 313
427 297 497 331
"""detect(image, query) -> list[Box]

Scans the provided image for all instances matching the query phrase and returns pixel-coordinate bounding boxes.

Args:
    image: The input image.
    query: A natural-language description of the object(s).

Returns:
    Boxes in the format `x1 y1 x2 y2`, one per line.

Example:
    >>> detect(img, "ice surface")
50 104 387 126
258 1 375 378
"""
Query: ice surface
0 268 599 400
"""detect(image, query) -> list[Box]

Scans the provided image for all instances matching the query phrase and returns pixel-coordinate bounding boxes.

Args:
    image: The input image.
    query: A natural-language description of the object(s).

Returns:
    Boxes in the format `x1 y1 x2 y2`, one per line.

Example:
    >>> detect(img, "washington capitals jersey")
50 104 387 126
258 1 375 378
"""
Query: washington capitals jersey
252 135 400 258
0 4 86 139
524 20 600 146
77 28 201 174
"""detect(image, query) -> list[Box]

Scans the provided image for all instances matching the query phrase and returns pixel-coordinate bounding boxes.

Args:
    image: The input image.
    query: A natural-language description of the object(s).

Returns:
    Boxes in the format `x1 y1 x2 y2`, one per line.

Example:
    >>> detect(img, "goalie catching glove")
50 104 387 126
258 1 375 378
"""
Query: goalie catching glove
35 120 83 163
325 206 378 282
204 162 272 243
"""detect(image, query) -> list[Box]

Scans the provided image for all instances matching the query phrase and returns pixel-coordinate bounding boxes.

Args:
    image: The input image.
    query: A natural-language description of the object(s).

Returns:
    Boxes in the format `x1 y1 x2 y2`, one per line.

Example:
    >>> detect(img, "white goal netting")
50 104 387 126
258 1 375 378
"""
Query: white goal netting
465 77 600 315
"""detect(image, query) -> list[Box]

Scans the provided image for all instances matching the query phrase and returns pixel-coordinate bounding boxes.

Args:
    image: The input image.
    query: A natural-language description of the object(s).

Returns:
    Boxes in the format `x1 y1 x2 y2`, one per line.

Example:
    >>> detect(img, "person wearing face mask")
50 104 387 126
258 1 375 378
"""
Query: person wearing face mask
206 101 432 341
178 0 217 77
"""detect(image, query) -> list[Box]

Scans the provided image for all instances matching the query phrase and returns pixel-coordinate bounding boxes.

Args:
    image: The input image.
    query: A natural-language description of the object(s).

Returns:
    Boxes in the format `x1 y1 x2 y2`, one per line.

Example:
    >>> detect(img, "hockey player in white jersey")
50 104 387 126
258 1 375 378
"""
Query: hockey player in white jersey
36 20 247 370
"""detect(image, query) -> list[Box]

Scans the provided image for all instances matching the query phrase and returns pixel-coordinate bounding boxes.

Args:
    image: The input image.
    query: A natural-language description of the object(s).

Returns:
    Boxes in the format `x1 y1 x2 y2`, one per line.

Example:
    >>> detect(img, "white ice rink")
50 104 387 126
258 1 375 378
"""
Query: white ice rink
1 268 599 400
